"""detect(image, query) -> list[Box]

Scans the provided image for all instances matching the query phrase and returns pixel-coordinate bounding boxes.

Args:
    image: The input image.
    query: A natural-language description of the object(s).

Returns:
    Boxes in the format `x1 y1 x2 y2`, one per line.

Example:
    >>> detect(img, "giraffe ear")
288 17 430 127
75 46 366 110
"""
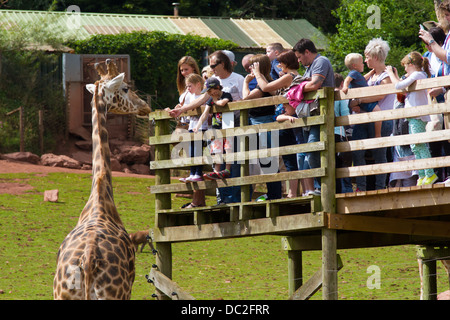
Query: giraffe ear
86 84 96 94
104 73 125 91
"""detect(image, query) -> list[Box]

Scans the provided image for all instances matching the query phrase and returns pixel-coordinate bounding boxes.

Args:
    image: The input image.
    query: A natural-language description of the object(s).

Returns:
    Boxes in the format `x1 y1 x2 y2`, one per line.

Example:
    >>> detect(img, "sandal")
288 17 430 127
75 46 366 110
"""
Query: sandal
184 203 199 209
181 202 192 208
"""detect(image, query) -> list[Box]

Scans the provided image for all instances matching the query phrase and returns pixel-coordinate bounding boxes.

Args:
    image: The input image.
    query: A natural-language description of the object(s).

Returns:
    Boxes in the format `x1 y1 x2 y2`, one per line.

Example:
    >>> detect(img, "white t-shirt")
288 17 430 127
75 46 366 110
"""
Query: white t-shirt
217 72 244 102
185 92 208 131
215 72 244 128
395 71 430 122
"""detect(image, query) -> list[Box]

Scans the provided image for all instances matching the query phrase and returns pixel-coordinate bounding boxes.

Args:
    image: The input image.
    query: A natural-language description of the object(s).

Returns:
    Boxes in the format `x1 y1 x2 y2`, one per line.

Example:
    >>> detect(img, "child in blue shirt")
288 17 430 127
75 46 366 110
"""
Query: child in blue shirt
342 53 382 137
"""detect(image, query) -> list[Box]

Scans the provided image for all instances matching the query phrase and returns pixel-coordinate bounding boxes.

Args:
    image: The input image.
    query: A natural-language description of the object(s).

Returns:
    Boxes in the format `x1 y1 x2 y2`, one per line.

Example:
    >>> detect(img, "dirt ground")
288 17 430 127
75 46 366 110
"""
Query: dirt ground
0 159 154 195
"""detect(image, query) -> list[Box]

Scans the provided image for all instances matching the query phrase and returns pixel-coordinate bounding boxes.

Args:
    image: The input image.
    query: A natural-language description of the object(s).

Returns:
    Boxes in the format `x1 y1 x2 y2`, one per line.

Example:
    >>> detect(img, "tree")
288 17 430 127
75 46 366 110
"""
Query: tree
326 0 437 74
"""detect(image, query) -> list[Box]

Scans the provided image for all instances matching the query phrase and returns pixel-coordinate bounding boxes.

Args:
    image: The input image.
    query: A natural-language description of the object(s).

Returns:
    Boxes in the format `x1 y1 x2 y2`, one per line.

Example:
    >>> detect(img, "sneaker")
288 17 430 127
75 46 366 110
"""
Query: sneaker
307 189 321 196
218 169 231 179
416 177 425 186
203 171 221 180
444 177 450 186
422 173 438 186
179 176 192 183
186 174 203 182
256 194 268 202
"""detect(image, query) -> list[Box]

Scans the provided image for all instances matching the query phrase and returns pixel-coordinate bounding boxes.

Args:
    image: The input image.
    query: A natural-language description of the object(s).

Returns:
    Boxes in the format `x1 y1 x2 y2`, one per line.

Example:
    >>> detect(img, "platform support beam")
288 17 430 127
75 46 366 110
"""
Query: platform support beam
320 87 338 300
287 249 303 296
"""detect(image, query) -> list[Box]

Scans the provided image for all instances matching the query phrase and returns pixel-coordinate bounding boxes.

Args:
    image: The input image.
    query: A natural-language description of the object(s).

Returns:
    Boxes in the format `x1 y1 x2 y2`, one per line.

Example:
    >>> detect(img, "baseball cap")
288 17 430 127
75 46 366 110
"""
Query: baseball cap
222 50 236 63
201 77 221 93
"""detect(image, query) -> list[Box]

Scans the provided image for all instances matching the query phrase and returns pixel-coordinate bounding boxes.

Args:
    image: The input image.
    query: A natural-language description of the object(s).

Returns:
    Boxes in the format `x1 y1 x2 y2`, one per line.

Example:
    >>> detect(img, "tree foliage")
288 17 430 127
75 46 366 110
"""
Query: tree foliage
67 31 238 108
0 15 66 154
326 0 437 74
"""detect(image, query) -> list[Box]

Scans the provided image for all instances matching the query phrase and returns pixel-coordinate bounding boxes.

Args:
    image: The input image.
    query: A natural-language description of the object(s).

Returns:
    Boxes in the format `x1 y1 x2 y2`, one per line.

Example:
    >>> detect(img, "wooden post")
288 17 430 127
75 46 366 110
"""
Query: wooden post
422 258 437 300
154 118 172 227
240 109 251 220
19 106 24 152
417 245 449 300
39 110 44 154
153 116 172 300
320 87 338 300
288 250 303 296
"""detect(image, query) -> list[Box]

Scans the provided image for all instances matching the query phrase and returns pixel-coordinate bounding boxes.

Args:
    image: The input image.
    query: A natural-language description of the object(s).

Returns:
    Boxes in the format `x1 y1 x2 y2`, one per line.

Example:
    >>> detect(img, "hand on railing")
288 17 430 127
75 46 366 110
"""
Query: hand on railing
167 108 182 118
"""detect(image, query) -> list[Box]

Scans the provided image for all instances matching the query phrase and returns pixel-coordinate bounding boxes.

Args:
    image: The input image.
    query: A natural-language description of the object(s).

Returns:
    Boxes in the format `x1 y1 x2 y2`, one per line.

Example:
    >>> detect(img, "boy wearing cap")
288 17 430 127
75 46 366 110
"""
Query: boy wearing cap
193 77 233 180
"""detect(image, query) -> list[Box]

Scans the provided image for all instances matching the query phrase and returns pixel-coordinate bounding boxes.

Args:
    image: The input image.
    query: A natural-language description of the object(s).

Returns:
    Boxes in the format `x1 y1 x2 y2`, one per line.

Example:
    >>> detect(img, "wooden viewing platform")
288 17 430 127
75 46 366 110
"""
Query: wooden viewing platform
147 75 450 300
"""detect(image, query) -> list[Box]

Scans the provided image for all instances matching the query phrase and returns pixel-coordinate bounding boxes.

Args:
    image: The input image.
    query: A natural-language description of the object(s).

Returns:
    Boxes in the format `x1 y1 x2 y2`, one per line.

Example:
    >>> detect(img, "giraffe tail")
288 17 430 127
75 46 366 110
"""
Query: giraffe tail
81 245 97 300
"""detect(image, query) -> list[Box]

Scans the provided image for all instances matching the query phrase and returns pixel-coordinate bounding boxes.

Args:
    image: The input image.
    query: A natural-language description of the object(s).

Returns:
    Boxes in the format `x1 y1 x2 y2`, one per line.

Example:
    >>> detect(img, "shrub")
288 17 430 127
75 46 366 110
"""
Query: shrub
67 31 239 109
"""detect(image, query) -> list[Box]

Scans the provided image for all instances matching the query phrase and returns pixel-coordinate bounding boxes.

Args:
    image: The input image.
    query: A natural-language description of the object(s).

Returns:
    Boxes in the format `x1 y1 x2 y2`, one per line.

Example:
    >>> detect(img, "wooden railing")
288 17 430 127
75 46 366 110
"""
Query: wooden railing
149 87 335 226
148 75 450 225
335 75 450 182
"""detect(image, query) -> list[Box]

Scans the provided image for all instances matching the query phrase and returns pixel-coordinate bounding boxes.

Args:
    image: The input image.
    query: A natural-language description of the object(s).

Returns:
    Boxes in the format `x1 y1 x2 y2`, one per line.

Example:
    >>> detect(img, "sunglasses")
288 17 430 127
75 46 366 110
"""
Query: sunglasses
210 61 221 69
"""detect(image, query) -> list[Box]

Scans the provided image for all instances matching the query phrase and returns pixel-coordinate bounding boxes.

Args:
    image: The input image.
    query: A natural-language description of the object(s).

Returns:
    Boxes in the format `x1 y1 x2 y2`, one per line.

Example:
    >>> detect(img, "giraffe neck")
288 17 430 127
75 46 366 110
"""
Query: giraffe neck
79 82 122 226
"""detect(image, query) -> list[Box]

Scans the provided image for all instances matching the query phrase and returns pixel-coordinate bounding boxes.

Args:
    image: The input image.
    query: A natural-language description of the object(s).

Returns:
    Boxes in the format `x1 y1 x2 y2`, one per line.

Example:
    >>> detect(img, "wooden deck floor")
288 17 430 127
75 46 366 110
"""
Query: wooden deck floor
152 183 450 246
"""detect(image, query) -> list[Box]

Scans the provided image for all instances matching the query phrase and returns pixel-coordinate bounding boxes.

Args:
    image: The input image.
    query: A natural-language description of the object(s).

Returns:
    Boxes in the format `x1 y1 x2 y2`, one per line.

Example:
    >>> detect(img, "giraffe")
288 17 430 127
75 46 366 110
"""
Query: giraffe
53 59 151 300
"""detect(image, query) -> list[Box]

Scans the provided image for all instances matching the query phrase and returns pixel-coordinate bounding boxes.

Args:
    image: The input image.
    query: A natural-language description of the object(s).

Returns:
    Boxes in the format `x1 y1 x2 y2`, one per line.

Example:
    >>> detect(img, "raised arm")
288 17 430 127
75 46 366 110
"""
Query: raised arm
419 29 448 63
252 61 291 93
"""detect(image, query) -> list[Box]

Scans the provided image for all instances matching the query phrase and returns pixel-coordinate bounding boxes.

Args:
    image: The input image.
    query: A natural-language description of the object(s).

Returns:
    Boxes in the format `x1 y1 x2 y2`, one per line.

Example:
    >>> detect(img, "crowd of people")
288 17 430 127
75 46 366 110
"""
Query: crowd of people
164 1 450 208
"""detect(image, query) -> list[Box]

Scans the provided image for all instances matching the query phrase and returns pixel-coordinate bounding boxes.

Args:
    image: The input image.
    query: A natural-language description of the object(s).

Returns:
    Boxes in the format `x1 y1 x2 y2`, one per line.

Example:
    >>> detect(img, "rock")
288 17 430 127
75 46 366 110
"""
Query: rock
438 290 450 300
44 189 59 202
74 140 92 151
110 158 122 172
71 151 92 165
70 126 92 141
116 144 151 165
130 163 150 175
0 152 40 164
41 153 82 169
81 164 92 171
123 167 134 174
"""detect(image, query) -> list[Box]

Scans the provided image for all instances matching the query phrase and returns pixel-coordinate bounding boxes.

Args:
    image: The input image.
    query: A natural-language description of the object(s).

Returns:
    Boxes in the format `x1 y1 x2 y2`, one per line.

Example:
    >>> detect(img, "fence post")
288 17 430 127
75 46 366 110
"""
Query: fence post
19 106 24 152
240 108 251 205
153 115 172 300
320 87 338 300
39 110 44 154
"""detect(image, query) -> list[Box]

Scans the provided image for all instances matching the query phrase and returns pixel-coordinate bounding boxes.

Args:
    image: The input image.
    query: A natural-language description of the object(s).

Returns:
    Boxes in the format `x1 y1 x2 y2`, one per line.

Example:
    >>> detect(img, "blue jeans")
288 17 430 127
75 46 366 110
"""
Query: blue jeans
280 129 298 172
189 129 204 177
217 161 241 204
248 115 282 200
352 120 393 190
303 125 321 189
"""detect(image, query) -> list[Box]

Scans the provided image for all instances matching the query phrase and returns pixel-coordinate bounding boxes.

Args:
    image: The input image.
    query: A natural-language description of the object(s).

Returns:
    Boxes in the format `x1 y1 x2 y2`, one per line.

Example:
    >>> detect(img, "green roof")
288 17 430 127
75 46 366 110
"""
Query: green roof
0 10 328 49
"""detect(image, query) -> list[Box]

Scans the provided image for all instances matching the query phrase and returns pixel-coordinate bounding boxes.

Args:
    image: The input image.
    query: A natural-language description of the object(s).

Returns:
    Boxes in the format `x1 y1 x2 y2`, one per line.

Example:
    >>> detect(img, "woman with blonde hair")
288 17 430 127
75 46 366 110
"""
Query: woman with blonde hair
351 38 396 191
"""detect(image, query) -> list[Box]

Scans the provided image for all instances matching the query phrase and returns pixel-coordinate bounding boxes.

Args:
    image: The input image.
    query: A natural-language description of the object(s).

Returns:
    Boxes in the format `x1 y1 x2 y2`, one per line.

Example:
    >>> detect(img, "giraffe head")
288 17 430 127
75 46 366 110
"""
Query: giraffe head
86 59 151 117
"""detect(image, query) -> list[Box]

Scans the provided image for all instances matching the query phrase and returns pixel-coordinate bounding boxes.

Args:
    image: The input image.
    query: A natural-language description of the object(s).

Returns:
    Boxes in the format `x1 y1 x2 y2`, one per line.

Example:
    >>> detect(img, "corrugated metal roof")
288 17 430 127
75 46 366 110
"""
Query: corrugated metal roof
201 17 258 48
265 19 328 50
171 17 218 39
0 10 328 49
232 18 292 49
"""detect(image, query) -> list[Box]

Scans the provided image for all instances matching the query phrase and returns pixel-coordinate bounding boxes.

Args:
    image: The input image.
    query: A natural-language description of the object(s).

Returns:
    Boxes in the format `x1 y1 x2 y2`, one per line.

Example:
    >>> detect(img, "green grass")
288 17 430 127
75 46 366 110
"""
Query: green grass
0 172 448 300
